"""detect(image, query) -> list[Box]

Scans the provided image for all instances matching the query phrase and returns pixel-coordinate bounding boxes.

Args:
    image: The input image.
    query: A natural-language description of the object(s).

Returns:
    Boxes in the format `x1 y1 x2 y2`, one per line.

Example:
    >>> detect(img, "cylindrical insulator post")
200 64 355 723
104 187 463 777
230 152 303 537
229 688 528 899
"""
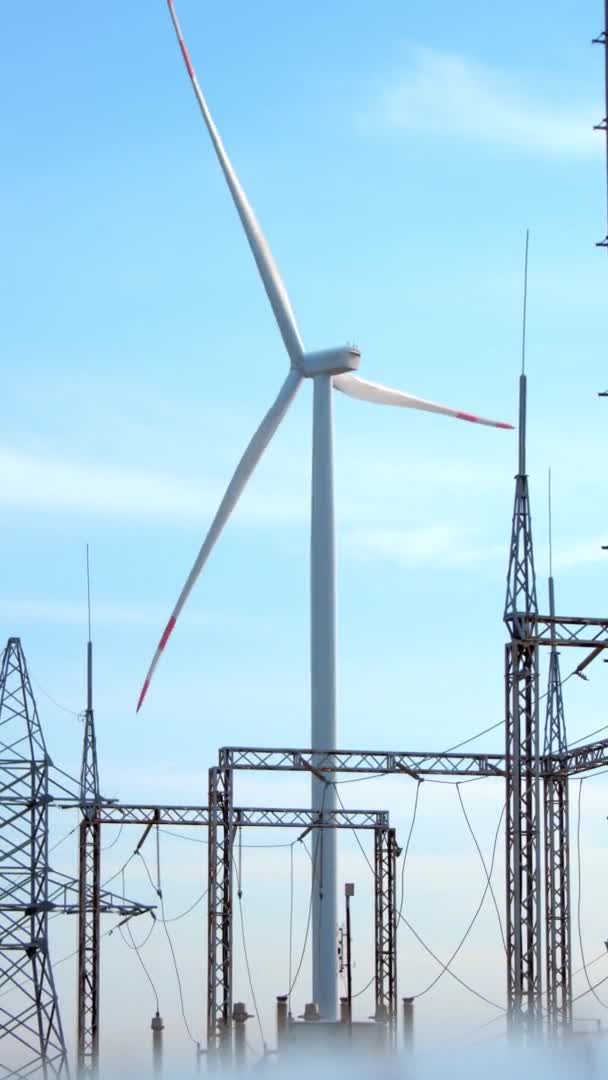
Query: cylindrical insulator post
402 997 414 1050
232 1002 251 1067
340 996 349 1024
276 995 289 1050
151 1011 164 1075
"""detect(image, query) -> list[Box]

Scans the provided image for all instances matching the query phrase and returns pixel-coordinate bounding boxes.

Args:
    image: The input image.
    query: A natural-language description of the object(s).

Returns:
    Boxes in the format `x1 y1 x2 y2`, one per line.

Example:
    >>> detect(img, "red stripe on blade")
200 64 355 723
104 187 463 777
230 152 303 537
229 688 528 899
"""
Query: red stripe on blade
136 678 150 714
159 615 177 651
455 411 481 424
497 422 515 430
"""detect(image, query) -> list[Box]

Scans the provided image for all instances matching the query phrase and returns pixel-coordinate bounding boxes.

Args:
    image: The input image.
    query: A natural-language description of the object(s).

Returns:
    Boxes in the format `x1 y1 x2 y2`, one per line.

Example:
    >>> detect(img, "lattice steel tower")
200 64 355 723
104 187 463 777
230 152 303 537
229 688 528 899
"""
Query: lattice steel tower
542 509 572 1031
504 233 543 1032
0 637 70 1077
77 629 101 1078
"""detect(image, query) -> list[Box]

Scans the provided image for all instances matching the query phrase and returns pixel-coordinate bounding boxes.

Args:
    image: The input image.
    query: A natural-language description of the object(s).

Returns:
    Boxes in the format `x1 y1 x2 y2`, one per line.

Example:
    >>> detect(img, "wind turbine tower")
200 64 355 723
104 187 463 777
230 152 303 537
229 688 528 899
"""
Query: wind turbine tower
138 0 513 1023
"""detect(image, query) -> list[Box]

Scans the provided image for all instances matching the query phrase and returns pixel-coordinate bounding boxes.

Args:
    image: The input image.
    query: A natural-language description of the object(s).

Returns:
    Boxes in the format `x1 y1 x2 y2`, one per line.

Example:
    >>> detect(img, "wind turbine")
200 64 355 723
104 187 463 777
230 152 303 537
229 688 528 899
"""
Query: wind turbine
138 0 514 1021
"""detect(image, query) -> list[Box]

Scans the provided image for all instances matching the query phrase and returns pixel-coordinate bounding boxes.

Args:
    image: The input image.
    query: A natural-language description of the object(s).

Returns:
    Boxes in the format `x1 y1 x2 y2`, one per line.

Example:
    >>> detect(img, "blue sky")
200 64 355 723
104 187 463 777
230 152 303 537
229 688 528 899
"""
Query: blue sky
2 0 608 1069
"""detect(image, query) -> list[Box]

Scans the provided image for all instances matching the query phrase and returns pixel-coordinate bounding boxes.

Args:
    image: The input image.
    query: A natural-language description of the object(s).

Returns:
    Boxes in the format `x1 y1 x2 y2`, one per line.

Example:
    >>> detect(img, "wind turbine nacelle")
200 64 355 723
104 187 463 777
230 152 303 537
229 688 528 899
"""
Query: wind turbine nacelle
299 346 361 377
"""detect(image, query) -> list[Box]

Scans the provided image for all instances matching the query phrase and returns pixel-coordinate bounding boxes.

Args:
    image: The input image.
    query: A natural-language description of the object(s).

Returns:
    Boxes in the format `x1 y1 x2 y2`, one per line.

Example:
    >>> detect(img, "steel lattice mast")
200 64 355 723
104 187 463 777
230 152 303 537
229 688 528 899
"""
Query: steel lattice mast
504 234 543 1032
0 637 70 1078
543 557 572 1031
77 631 101 1078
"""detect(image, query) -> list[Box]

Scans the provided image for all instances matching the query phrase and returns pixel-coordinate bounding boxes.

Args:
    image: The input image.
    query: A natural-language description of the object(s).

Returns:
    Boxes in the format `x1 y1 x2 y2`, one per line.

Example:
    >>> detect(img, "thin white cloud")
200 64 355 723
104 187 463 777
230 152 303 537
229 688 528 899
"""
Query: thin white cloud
0 447 305 526
551 536 608 571
0 444 507 527
0 598 280 631
369 47 598 156
345 524 504 568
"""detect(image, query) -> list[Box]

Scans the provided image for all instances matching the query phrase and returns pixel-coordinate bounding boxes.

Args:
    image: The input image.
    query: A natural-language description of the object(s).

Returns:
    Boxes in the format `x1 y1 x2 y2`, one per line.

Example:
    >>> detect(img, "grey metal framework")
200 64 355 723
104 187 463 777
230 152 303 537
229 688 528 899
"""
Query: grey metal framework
68 796 394 1066
543 578 571 1032
77 641 101 1078
504 373 542 1033
206 760 398 1062
0 637 70 1079
594 0 608 247
374 827 398 1032
218 746 505 778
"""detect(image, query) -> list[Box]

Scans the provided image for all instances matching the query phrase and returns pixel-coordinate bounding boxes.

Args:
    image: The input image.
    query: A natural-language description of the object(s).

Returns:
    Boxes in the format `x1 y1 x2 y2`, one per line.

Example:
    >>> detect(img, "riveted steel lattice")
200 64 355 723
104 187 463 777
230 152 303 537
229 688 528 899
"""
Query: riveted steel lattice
207 766 234 1064
77 641 101 1077
543 580 572 1032
0 637 69 1078
504 376 542 1034
374 827 397 1032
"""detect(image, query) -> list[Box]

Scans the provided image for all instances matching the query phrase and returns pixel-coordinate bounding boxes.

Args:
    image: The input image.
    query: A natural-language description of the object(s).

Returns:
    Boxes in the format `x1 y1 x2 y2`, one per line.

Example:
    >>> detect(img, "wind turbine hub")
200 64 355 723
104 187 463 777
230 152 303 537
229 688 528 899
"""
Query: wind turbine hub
298 346 361 377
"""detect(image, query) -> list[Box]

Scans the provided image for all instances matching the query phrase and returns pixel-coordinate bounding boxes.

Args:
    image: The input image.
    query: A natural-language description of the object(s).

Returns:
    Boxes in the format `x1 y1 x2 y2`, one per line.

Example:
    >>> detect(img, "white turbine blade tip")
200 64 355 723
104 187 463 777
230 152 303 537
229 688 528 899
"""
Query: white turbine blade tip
333 373 514 430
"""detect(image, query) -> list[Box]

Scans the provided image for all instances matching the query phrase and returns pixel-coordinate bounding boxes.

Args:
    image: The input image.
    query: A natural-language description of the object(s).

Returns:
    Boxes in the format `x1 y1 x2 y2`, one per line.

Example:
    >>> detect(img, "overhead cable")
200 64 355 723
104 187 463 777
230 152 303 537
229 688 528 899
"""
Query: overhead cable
233 846 266 1053
576 779 608 1011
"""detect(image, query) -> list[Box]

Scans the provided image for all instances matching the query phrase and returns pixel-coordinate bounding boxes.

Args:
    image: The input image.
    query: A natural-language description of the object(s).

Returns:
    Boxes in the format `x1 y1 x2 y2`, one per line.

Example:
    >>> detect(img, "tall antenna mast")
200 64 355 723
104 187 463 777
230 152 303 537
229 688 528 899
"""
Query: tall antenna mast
504 228 541 1034
594 0 608 248
78 544 102 1074
518 229 530 476
80 544 99 804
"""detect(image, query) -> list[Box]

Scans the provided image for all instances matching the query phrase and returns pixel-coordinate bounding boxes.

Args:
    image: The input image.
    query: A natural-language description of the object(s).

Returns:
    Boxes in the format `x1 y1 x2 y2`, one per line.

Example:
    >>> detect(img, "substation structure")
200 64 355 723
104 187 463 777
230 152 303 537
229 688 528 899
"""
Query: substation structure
72 798 398 1071
0 638 152 1080
217 718 608 1045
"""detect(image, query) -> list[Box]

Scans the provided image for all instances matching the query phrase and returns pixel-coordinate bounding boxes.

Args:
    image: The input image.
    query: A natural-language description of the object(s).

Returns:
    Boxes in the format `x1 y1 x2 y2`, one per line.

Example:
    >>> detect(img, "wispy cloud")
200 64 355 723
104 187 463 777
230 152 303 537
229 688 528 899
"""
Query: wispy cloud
0 598 280 631
0 447 305 526
550 536 608 572
345 525 504 568
0 444 507 527
367 47 598 156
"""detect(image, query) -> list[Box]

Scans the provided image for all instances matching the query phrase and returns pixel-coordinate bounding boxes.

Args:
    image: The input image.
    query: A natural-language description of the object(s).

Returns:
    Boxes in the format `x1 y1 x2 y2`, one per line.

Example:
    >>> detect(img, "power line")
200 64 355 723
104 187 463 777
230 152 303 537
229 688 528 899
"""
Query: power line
397 780 423 934
49 823 79 853
400 914 504 1012
121 868 159 1013
233 846 266 1052
29 671 80 718
413 798 505 1000
101 822 124 852
576 779 608 1011
456 786 506 952
149 832 200 1046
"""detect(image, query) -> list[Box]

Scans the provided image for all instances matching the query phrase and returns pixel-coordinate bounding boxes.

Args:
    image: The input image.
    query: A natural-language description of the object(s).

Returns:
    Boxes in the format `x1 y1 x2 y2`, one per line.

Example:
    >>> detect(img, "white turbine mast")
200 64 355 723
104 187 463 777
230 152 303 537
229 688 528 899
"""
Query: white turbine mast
138 0 514 1020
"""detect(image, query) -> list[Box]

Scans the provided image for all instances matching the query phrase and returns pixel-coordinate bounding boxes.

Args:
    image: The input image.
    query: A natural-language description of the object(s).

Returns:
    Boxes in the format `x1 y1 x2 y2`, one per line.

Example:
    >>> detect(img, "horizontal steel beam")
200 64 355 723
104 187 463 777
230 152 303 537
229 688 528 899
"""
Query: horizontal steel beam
558 736 608 776
219 747 506 777
67 804 389 830
526 615 608 648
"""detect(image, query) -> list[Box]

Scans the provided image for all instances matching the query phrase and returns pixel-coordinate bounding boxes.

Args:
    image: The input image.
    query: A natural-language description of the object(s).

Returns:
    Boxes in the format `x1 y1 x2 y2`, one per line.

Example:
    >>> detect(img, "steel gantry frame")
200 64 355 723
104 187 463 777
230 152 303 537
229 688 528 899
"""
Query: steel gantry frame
205 765 398 1063
68 797 397 1068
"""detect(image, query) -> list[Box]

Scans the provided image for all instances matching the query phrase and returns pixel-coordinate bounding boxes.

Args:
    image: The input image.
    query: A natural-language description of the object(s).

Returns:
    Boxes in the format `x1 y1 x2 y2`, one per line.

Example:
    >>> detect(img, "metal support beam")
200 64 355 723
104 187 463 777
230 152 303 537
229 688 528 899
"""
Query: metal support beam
543 577 572 1032
504 373 542 1036
77 638 101 1077
77 817 100 1076
218 746 505 778
207 766 234 1067
374 827 397 1036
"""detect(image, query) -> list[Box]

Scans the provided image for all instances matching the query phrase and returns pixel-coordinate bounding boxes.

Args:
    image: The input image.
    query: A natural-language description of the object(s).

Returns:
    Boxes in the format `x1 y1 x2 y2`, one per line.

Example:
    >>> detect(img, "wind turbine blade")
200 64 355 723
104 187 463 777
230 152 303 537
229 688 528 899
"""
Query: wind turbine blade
137 368 303 711
166 0 304 365
333 373 513 430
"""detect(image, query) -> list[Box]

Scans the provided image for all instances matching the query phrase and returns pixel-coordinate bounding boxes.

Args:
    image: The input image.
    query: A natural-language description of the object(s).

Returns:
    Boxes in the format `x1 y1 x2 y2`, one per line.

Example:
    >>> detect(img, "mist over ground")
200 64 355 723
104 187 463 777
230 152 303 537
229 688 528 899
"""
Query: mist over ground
105 1036 605 1078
